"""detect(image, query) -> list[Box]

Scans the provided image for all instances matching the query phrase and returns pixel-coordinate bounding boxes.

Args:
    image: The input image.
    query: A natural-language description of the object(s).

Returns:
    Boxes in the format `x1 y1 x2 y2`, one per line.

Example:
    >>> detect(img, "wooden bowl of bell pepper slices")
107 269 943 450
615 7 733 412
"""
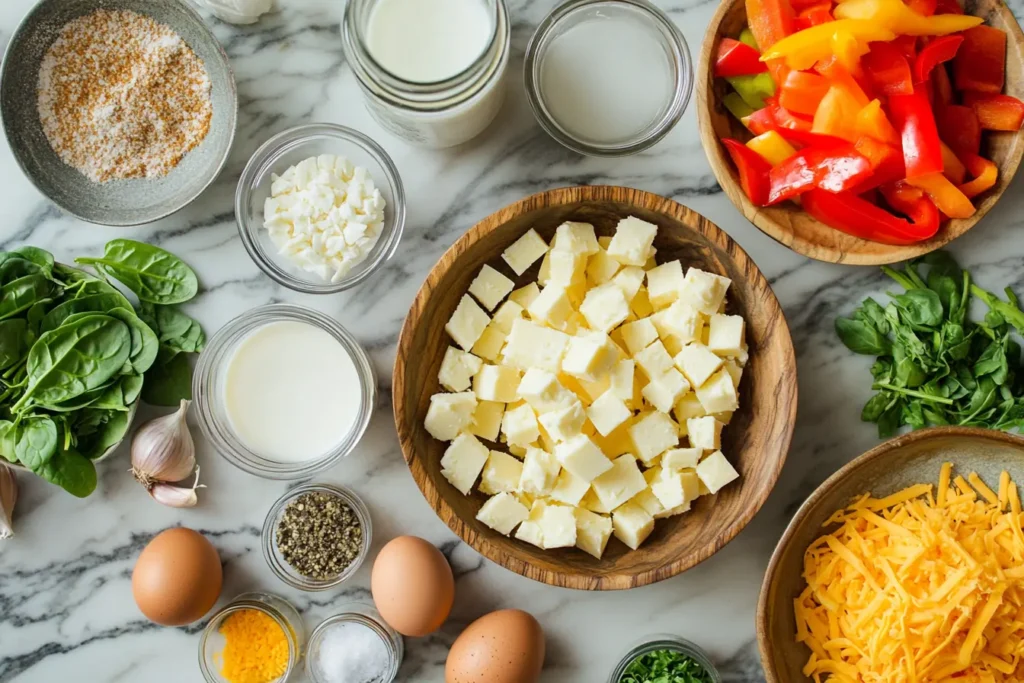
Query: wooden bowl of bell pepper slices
697 0 1024 265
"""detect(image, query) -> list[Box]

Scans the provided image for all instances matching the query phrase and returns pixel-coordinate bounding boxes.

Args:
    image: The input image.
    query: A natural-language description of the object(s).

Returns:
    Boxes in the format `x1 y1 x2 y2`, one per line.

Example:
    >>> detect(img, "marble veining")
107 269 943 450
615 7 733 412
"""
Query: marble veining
3 0 1024 681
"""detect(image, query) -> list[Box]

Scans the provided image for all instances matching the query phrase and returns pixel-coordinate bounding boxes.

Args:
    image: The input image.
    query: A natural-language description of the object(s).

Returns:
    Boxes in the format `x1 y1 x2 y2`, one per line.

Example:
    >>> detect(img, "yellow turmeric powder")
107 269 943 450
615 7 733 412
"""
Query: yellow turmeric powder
219 609 290 683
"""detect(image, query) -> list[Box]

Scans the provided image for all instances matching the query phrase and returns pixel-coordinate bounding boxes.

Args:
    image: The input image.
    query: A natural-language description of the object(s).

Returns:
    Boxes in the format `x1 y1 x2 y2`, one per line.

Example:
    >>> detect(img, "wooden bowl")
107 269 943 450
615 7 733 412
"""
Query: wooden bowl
757 427 1024 681
696 0 1024 265
394 186 798 590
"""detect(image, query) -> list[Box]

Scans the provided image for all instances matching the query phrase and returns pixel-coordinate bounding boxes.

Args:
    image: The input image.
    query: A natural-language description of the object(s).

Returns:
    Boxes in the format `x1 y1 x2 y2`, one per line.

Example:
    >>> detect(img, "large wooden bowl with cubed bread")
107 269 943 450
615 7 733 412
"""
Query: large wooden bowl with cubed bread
393 186 797 590
697 0 1024 266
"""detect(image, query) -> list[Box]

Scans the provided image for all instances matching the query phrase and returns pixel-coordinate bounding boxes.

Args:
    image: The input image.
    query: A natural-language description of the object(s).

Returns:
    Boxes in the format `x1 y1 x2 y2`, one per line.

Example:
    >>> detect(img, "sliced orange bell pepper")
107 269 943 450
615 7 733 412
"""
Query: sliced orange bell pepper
759 20 896 70
779 70 831 115
746 0 797 82
939 142 966 184
815 58 870 106
855 99 901 145
746 130 799 165
931 63 954 107
958 154 998 199
854 137 906 190
963 93 1024 132
812 85 862 141
906 172 975 218
953 26 1007 93
833 0 983 35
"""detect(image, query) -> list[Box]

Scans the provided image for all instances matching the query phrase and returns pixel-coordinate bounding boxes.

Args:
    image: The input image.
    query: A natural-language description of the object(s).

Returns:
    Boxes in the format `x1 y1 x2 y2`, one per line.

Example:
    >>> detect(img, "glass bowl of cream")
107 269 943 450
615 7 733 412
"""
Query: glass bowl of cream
525 0 692 156
193 304 377 479
235 124 406 294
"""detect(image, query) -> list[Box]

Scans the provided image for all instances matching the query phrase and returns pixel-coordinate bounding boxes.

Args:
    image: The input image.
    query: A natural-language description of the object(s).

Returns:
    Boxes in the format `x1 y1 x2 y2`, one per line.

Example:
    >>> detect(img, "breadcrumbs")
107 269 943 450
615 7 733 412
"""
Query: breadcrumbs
36 9 213 183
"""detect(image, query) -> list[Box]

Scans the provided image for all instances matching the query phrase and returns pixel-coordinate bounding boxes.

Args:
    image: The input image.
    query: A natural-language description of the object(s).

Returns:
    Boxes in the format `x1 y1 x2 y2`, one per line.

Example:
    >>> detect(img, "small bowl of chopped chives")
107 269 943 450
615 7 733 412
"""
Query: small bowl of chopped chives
198 592 304 683
609 635 721 683
235 123 406 294
262 483 373 591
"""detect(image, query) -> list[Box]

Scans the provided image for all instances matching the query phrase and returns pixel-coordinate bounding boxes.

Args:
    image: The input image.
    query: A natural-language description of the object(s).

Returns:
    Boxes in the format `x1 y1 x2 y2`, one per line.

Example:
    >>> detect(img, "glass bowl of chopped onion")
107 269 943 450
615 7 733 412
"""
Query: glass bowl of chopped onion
236 123 406 294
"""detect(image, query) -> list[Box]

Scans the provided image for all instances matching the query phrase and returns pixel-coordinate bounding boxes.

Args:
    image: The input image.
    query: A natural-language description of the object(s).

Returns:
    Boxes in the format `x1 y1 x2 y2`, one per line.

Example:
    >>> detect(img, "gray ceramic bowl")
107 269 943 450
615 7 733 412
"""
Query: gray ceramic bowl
757 427 1024 682
0 0 237 226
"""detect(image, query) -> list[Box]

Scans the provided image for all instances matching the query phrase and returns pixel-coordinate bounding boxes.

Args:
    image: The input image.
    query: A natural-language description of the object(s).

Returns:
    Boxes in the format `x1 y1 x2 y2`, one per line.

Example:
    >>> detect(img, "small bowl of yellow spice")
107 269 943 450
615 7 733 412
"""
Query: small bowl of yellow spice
199 592 304 683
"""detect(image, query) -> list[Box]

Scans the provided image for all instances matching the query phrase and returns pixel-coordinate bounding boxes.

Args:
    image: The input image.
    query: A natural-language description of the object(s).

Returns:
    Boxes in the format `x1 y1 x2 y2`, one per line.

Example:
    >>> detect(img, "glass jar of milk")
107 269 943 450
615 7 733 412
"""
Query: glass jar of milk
342 0 510 148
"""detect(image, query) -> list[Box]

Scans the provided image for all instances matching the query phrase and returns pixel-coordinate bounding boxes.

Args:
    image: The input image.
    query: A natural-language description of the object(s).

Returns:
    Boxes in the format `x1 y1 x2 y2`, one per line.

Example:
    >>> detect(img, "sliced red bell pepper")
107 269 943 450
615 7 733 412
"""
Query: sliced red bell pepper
812 85 862 141
863 43 914 96
888 92 944 178
855 99 901 145
796 2 834 29
775 127 850 149
767 144 873 204
853 137 906 190
790 0 827 9
890 35 919 62
804 188 940 244
953 26 1006 94
936 105 981 156
722 139 772 206
743 107 776 134
746 0 797 82
958 153 998 198
906 172 975 218
934 0 963 13
716 38 769 77
913 35 962 83
940 142 966 184
906 0 937 16
779 70 831 115
930 63 954 107
962 92 1024 131
766 96 814 131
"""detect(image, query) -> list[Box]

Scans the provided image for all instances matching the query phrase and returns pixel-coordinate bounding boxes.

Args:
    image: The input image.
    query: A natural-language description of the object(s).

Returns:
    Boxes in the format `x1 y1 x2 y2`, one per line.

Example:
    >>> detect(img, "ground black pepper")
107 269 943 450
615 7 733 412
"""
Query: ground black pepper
275 491 363 580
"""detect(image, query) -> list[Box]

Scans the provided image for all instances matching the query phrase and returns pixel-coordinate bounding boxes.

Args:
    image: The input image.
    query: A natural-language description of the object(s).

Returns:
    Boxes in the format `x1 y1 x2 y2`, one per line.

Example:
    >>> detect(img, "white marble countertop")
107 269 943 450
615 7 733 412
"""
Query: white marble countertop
3 0 1024 681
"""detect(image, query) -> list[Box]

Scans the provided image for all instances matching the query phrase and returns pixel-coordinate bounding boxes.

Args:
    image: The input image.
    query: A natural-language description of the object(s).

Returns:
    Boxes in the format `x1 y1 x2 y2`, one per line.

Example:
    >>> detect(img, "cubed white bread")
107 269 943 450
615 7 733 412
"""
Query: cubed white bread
468 264 515 311
580 283 630 332
696 451 740 494
440 433 489 495
476 492 529 535
438 346 483 392
425 392 478 441
445 295 491 351
501 403 540 447
501 229 549 275
502 319 570 372
575 508 613 559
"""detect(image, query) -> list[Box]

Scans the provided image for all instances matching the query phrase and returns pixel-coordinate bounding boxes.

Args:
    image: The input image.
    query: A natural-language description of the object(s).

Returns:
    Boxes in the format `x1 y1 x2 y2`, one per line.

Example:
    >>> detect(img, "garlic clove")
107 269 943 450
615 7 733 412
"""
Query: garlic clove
1 464 17 540
149 484 199 508
132 400 196 488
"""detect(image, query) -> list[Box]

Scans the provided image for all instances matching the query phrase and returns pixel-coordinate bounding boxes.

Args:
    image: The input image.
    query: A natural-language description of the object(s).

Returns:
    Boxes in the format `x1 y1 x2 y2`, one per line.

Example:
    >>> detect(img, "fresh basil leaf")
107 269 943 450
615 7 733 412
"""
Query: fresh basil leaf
76 239 198 305
34 448 96 498
142 352 193 406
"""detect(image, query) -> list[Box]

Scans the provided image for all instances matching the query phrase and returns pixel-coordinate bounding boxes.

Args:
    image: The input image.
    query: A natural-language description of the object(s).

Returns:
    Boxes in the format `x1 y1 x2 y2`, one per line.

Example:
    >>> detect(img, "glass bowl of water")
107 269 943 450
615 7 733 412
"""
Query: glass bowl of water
524 0 692 157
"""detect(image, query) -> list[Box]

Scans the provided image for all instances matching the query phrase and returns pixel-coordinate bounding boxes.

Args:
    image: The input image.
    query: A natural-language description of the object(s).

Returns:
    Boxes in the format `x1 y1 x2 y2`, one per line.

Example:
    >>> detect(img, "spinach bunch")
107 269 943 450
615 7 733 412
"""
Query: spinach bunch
836 251 1024 437
619 650 714 683
0 241 205 497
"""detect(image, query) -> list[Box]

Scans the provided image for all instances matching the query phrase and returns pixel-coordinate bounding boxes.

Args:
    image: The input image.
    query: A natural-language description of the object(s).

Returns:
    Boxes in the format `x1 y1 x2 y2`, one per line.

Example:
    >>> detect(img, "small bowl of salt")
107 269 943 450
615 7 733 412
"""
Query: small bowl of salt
307 604 403 683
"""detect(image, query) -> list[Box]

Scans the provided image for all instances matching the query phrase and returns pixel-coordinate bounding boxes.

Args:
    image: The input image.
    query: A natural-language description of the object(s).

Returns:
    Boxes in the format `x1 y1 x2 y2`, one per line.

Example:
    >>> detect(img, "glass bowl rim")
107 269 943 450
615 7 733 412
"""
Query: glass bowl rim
305 605 403 683
524 0 693 157
234 123 406 294
197 594 302 683
262 483 374 591
607 634 722 683
192 303 378 480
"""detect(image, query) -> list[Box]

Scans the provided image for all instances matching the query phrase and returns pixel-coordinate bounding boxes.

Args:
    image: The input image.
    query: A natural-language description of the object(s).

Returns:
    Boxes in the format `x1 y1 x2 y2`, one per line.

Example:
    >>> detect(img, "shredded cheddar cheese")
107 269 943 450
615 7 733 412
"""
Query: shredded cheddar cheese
218 608 290 683
795 463 1024 683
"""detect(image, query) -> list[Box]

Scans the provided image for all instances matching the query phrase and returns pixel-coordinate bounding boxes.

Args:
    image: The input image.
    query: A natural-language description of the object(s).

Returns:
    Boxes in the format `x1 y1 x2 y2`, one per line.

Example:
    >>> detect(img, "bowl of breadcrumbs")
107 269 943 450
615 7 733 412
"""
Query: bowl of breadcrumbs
0 0 237 226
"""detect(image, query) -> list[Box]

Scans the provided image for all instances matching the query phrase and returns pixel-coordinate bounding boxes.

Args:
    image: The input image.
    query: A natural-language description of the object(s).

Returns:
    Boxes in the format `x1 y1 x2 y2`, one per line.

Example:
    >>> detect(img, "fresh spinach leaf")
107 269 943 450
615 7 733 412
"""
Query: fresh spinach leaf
142 352 193 406
76 239 198 305
14 416 59 470
836 317 891 355
107 307 159 374
150 304 206 354
0 274 55 321
40 293 131 333
891 290 944 328
78 411 130 459
0 319 29 371
33 448 97 498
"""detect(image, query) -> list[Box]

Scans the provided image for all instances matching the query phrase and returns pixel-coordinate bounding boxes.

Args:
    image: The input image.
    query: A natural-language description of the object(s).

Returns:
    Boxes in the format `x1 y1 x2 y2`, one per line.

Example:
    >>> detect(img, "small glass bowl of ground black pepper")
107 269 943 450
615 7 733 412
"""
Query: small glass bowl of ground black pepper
609 635 721 683
262 483 373 591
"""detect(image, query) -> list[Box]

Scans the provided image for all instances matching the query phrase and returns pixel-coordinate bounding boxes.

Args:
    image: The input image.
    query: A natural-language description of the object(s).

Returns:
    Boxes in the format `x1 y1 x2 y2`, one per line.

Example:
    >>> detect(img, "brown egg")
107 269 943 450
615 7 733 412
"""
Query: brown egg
371 535 454 636
446 609 545 683
132 527 222 626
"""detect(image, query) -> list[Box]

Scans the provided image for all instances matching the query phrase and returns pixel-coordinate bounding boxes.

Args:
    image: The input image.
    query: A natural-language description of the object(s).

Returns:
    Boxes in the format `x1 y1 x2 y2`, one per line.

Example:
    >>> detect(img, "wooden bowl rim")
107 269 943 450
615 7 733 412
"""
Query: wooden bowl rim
696 0 1024 266
394 184 798 590
755 425 1024 681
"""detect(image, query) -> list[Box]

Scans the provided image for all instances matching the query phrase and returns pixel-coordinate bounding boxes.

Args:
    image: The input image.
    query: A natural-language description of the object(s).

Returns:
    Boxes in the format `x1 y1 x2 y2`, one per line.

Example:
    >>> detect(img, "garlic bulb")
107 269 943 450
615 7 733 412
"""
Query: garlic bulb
1 464 17 539
149 469 204 509
132 401 200 507
200 0 273 25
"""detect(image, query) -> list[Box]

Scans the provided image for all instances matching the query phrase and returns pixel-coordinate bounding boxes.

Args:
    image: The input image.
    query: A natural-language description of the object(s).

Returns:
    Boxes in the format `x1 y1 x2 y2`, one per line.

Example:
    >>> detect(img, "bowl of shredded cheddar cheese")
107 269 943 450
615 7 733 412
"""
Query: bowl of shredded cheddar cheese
758 427 1024 683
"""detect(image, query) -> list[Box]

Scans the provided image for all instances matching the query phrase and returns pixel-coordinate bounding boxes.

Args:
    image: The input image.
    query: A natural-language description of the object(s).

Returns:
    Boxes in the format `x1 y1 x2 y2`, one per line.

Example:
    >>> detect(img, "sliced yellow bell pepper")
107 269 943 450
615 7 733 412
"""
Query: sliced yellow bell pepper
831 29 869 72
746 131 798 165
760 20 896 70
833 0 983 36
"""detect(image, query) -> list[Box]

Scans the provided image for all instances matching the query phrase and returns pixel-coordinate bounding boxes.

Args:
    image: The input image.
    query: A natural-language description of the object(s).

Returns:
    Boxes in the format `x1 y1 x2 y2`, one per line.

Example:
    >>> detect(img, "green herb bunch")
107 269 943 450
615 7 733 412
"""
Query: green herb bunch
836 251 1024 438
0 240 205 496
619 649 714 683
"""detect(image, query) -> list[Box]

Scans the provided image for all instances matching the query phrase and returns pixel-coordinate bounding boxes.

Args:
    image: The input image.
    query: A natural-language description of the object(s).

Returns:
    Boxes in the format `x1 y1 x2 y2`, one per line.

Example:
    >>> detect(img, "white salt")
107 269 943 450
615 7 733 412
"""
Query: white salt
314 621 391 683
